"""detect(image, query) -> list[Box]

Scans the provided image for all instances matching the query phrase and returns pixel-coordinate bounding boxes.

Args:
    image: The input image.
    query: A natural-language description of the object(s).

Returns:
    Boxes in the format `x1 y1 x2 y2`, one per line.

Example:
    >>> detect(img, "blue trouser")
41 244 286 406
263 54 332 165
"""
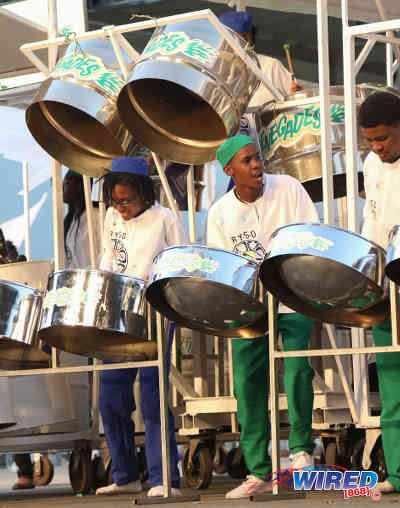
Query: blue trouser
99 325 180 487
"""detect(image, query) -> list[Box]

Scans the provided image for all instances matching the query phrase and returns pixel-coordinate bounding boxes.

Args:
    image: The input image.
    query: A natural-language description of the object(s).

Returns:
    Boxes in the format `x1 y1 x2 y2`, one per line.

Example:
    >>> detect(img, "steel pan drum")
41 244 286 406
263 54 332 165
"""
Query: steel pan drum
117 20 259 164
0 374 76 437
146 245 267 338
385 225 400 284
0 378 16 429
26 39 136 177
39 269 155 361
0 280 49 369
257 84 400 202
260 223 389 327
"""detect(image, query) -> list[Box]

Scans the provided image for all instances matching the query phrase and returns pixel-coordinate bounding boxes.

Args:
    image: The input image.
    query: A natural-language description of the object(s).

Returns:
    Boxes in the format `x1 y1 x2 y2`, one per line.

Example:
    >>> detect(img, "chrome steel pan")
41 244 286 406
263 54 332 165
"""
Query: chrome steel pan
385 225 400 284
260 223 389 327
39 269 155 361
117 20 260 164
146 245 267 338
0 279 49 369
0 374 76 437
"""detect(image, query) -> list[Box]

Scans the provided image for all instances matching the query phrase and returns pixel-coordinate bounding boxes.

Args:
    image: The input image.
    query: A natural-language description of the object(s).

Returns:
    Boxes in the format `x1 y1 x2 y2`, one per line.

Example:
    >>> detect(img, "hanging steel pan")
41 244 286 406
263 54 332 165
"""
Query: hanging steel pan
260 223 389 328
0 279 49 369
38 269 156 361
385 225 400 284
257 84 400 202
0 374 76 437
117 20 260 164
146 245 267 338
26 39 136 178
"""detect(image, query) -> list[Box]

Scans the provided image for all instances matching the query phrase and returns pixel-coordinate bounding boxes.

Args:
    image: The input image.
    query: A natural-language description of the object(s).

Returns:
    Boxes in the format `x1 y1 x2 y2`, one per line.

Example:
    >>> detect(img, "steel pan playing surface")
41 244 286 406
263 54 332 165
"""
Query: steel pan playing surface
146 245 268 338
260 223 389 328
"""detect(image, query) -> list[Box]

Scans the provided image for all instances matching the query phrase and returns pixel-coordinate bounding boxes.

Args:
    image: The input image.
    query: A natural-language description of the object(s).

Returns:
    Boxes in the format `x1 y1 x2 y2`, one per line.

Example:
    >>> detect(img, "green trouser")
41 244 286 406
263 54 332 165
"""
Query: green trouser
373 319 400 491
232 312 315 480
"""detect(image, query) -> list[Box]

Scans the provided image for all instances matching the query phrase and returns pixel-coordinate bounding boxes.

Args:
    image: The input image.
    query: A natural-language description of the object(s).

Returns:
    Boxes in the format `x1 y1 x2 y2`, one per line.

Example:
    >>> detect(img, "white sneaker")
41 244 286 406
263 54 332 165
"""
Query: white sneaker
225 475 272 499
96 480 142 495
289 451 314 469
376 480 396 493
147 486 182 497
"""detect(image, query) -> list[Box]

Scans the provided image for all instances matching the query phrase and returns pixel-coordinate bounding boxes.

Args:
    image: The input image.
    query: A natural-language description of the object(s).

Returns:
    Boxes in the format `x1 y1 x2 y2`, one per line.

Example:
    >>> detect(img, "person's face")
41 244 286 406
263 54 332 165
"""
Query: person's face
224 144 263 191
111 184 147 221
238 30 254 46
362 123 400 163
63 174 83 205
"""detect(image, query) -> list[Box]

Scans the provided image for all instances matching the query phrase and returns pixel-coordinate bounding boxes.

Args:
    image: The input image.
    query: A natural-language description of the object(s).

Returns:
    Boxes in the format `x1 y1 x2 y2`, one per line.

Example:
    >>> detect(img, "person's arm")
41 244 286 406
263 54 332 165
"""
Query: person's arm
361 158 377 241
293 179 320 222
206 206 227 248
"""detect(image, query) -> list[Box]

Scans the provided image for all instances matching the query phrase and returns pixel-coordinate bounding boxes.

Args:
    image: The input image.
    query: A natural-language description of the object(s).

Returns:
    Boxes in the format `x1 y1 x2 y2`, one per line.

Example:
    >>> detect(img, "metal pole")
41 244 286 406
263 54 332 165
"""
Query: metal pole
156 312 172 497
83 175 97 269
268 292 280 495
186 166 196 243
317 0 334 224
22 162 31 261
47 0 58 70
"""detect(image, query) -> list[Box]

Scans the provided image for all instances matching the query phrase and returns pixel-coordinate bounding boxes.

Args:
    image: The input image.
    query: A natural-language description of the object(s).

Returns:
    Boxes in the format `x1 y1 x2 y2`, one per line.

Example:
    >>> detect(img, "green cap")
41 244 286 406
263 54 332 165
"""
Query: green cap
216 135 254 168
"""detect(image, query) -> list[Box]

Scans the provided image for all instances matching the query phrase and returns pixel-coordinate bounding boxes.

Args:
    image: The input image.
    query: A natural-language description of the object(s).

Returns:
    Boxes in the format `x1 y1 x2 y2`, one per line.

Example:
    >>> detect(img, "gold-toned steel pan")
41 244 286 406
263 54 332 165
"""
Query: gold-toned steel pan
257 84 400 202
26 39 137 178
117 20 259 164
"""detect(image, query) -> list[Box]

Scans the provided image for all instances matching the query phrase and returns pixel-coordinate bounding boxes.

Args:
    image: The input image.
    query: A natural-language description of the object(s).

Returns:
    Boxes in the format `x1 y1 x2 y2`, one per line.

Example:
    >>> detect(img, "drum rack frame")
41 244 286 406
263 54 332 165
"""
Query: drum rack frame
3 0 399 501
7 6 287 500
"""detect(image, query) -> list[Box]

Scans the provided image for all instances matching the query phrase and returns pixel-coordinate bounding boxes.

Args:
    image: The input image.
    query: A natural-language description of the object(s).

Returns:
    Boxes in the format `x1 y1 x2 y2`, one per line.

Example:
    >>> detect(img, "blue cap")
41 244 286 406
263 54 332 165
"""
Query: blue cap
219 11 253 33
110 157 148 176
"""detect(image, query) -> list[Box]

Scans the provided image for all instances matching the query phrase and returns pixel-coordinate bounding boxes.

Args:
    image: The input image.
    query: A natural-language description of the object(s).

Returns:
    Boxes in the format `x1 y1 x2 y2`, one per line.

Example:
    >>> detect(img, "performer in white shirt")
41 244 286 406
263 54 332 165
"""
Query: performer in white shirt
96 157 187 497
63 169 101 268
359 91 400 494
207 134 319 499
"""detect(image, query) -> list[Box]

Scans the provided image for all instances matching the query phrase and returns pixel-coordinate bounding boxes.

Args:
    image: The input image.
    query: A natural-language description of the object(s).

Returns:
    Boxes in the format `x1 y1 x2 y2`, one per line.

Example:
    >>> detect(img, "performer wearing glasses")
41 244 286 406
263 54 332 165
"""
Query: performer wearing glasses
96 157 186 497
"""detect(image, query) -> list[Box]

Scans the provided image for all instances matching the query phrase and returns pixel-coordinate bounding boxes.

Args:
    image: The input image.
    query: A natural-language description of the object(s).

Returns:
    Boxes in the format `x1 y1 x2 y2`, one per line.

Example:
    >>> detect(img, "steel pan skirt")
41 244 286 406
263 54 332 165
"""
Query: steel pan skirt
385 225 400 284
0 280 49 369
146 245 267 338
259 223 388 328
39 269 152 361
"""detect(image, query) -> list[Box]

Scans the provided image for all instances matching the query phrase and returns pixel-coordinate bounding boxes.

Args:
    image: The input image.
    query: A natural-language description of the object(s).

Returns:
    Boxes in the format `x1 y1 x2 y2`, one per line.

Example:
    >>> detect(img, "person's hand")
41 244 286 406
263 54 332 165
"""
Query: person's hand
290 79 302 93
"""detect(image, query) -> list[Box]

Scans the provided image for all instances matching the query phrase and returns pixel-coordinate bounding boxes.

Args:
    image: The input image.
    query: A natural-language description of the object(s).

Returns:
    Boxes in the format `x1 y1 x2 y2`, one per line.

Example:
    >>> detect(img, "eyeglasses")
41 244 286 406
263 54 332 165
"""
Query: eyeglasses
110 198 136 208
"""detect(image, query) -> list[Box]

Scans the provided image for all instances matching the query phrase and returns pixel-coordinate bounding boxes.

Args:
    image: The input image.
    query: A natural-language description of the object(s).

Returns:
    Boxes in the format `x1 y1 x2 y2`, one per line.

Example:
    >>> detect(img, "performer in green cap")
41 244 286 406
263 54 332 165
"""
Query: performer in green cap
207 135 319 499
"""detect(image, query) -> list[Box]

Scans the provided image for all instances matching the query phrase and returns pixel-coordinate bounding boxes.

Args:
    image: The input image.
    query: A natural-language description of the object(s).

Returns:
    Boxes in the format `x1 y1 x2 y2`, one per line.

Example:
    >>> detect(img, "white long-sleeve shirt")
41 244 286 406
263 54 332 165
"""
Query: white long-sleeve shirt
249 54 292 108
207 174 319 312
65 208 102 269
361 151 400 249
100 203 187 281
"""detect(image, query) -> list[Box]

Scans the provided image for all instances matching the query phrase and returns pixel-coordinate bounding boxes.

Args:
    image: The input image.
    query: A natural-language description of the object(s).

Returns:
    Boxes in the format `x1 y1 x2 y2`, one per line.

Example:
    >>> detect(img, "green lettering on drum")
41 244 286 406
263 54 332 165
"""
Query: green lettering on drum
263 103 345 159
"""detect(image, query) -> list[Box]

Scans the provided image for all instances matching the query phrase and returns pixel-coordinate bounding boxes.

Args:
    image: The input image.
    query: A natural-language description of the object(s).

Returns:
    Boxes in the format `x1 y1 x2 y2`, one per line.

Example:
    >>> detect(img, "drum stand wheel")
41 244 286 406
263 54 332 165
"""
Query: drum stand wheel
225 447 249 479
69 449 94 494
33 456 54 486
91 455 109 490
182 445 213 490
